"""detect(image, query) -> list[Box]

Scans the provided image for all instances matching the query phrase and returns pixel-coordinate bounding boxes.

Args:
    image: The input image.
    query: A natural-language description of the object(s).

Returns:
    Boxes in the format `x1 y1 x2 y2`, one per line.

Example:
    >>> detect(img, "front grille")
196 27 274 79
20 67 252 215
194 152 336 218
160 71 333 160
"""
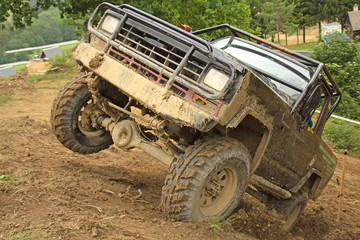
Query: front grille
115 23 208 84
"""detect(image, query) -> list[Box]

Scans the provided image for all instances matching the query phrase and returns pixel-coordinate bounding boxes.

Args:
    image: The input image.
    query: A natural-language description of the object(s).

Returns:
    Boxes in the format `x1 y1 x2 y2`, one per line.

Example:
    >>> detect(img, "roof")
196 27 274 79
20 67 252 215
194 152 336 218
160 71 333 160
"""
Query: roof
41 47 63 58
321 22 341 27
0 67 16 78
347 11 360 31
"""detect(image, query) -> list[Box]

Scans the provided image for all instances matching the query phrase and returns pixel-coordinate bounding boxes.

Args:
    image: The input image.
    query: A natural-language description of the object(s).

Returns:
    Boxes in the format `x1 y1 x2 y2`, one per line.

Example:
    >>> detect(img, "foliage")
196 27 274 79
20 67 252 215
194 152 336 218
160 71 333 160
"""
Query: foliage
49 53 73 69
326 62 360 121
0 173 16 182
324 119 360 154
312 32 360 121
0 8 77 64
1 0 250 33
257 0 298 43
312 32 359 64
162 0 251 38
209 217 229 232
0 0 38 29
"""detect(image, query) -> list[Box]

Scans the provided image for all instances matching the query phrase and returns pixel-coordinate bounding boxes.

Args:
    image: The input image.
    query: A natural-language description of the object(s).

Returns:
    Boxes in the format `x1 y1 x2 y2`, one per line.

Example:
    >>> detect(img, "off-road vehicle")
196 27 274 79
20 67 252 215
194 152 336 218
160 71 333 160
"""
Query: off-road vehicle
51 3 341 231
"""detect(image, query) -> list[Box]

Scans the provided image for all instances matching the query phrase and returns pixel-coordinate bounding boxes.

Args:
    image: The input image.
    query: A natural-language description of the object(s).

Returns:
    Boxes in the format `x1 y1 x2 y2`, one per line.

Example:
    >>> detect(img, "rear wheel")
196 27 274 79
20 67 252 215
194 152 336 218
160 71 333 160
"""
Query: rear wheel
51 77 113 154
161 137 250 222
276 192 308 232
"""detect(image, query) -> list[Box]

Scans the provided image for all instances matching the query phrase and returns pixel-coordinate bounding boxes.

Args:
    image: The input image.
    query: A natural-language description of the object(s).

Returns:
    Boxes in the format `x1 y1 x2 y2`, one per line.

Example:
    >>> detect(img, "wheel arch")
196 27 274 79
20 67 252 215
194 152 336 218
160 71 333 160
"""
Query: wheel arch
225 107 272 174
289 168 323 200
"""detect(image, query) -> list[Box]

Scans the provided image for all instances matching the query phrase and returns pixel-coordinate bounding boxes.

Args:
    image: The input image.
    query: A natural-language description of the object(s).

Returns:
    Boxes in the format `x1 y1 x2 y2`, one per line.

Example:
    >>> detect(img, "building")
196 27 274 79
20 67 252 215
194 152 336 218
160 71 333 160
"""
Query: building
344 4 360 39
321 22 342 41
0 66 16 78
40 47 63 59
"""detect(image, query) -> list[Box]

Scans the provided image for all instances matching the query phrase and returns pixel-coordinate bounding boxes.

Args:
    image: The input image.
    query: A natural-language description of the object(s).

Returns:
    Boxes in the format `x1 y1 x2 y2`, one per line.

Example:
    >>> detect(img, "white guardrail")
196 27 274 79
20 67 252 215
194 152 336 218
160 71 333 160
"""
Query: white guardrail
0 61 29 68
316 110 360 125
5 40 79 54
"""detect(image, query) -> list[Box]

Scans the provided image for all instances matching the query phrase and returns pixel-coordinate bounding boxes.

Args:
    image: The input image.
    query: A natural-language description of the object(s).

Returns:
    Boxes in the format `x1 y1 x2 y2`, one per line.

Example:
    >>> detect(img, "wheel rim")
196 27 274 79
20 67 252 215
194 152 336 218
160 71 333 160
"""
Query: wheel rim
77 100 104 137
199 166 238 217
282 204 302 231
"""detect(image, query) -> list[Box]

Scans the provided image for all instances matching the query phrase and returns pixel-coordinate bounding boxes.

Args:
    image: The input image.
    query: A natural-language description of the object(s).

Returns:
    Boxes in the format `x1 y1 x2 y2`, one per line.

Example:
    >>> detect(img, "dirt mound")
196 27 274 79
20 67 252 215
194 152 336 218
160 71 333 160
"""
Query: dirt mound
0 74 359 240
0 71 33 97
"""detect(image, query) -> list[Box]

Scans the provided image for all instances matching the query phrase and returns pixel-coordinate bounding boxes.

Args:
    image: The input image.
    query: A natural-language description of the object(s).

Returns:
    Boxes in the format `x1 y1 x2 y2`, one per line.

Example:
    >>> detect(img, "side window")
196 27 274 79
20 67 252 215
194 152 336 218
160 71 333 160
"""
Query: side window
305 84 331 135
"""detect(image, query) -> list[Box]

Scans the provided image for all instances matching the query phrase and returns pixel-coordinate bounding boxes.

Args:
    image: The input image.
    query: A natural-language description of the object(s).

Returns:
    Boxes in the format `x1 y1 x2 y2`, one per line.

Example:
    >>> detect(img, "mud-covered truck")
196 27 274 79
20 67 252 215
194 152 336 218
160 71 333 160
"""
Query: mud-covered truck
51 3 342 231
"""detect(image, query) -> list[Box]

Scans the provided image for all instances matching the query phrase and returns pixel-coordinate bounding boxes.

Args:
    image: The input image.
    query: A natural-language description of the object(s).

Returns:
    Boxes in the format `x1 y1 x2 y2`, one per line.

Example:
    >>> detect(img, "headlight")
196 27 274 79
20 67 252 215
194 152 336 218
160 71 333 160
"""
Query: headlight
101 15 120 34
203 68 229 91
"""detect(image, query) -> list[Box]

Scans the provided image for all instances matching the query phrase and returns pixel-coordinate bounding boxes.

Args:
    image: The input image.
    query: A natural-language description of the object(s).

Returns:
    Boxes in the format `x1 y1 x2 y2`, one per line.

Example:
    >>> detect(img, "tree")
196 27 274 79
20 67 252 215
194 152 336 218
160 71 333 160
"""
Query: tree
293 0 313 43
257 0 297 44
304 0 344 41
245 0 266 36
0 0 251 33
0 0 39 29
0 8 77 64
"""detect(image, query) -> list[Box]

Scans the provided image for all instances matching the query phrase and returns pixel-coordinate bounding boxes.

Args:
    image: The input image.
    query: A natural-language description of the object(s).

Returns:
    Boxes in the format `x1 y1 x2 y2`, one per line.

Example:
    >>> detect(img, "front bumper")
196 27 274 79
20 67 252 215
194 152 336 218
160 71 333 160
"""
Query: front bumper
75 43 218 132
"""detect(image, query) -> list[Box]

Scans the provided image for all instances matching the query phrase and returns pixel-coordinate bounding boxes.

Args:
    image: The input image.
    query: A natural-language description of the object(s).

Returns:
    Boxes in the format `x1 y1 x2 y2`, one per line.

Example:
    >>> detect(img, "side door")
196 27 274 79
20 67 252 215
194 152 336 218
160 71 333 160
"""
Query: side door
284 81 332 189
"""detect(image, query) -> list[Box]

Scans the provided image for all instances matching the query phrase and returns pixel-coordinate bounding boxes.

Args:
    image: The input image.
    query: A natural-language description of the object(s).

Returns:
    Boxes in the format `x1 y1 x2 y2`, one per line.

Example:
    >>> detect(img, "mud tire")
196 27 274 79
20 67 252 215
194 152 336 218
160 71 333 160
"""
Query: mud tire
51 76 113 154
276 192 308 232
161 137 250 222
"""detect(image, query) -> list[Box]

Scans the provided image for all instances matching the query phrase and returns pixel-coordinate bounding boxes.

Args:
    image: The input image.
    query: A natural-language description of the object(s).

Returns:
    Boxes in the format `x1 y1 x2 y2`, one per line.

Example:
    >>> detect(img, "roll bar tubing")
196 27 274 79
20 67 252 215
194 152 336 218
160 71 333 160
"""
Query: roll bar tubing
193 24 342 116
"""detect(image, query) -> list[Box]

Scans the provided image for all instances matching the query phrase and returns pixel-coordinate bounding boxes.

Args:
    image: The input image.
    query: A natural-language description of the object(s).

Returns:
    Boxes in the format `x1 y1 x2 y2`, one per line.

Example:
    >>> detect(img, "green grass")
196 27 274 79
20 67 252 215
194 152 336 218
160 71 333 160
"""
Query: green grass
323 118 360 154
0 174 16 182
208 217 229 232
12 64 27 73
6 231 52 240
0 95 13 106
29 74 48 83
59 42 78 54
286 42 319 51
6 232 31 240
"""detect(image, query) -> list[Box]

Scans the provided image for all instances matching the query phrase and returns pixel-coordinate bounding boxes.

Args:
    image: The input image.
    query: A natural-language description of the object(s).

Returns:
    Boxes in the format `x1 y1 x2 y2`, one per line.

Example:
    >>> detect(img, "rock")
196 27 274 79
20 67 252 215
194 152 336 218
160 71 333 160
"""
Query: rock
237 208 249 220
91 227 99 237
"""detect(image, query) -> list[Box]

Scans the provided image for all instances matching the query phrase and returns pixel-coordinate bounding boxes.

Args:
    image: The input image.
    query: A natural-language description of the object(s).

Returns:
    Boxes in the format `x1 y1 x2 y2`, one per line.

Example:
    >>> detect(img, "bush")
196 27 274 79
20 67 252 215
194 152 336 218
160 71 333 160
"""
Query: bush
312 32 360 122
323 119 360 154
312 32 359 64
49 53 73 69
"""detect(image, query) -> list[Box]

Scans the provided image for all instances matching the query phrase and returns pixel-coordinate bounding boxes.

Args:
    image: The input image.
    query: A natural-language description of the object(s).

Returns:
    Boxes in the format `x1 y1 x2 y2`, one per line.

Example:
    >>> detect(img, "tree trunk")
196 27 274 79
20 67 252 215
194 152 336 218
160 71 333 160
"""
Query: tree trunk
297 28 299 44
285 33 288 46
277 20 280 44
303 26 306 43
318 21 321 42
275 1 280 44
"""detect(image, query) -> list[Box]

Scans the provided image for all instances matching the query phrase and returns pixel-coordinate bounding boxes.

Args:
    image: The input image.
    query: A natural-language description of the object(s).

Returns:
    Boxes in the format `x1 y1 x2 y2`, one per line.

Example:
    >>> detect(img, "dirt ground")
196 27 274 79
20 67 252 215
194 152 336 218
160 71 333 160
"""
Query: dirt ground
0 71 359 240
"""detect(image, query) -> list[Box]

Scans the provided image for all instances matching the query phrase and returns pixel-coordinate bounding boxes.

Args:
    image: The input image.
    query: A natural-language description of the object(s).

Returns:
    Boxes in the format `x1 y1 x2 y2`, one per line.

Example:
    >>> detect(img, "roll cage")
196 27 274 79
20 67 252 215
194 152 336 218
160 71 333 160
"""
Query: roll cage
193 24 342 118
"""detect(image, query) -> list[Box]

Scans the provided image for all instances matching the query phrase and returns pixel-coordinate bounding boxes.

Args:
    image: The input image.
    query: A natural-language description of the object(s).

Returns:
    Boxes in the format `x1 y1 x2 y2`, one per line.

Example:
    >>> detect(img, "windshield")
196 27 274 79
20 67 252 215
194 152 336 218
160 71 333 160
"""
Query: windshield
212 37 311 104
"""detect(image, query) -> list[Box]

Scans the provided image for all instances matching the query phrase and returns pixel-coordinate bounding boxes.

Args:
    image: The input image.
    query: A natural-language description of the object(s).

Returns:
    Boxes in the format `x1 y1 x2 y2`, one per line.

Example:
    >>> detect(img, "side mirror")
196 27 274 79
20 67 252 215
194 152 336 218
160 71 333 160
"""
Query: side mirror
300 86 322 118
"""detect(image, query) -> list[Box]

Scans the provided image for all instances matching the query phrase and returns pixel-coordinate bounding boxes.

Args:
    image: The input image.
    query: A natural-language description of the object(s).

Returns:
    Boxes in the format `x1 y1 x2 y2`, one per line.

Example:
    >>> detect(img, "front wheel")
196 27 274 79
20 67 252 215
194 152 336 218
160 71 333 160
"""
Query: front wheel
51 77 113 154
161 137 250 222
